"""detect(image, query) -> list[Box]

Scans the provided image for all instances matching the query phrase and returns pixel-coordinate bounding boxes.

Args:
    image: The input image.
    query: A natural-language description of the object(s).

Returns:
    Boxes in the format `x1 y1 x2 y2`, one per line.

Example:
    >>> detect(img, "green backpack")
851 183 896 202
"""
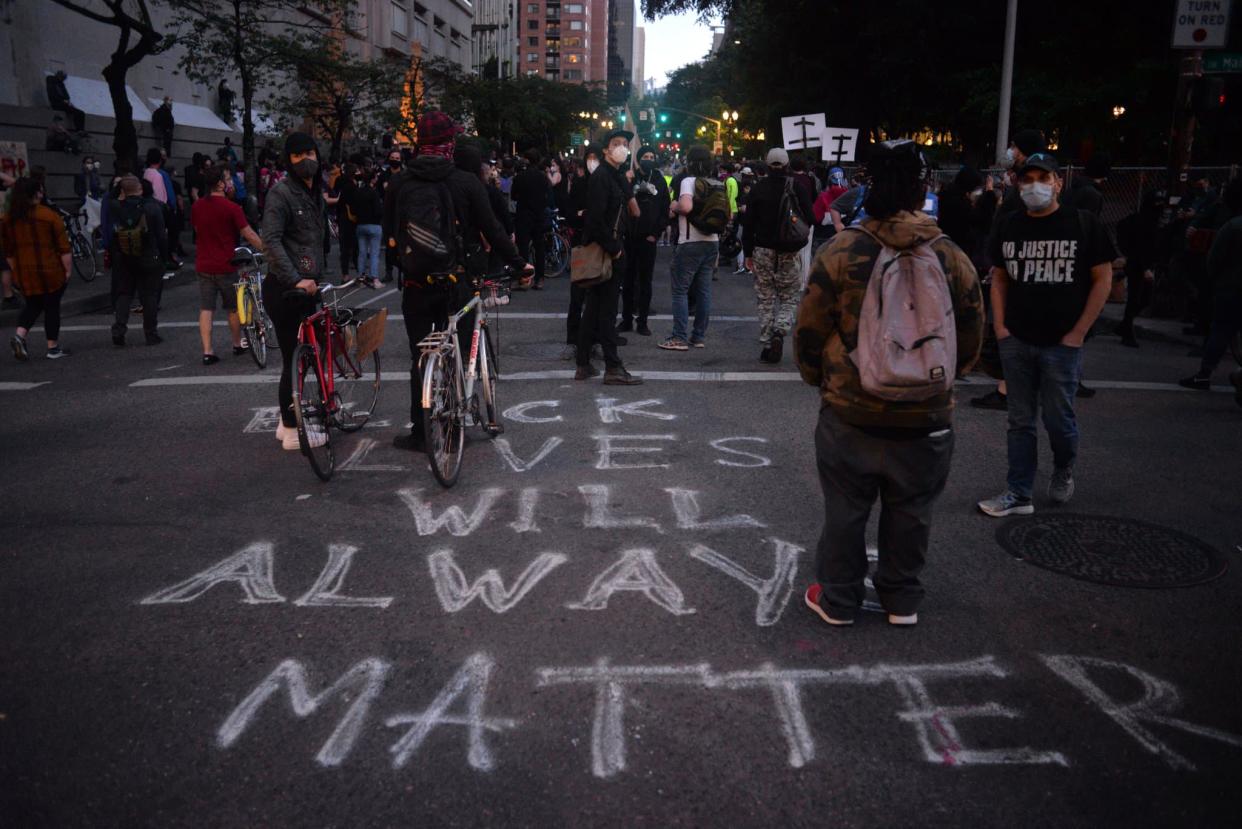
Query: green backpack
688 177 729 235
114 202 148 258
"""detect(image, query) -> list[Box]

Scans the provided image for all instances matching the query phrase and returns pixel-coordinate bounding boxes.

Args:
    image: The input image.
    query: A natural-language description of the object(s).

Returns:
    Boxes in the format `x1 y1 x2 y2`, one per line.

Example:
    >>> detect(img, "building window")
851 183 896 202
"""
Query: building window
413 16 428 42
545 72 558 81
565 54 580 64
391 2 408 37
527 3 539 12
527 19 538 29
528 36 538 46
566 3 583 12
564 69 582 80
569 20 583 30
563 36 581 47
528 52 538 62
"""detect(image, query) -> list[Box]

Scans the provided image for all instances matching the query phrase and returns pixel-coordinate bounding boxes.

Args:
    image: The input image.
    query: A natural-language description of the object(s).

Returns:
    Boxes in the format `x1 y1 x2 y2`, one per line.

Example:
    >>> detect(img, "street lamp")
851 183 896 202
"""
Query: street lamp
1112 105 1126 118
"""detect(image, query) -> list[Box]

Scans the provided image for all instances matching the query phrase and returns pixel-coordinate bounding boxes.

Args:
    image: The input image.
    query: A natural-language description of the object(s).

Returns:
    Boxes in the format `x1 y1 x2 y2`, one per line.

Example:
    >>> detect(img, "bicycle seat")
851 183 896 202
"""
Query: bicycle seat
229 255 254 267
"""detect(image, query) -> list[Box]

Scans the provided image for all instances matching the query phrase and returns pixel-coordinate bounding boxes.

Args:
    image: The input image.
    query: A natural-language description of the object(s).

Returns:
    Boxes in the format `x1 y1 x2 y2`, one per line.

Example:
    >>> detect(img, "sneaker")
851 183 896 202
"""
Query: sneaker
1048 467 1075 505
977 490 1035 517
560 344 577 361
276 422 295 443
45 347 70 359
392 432 426 452
233 343 250 356
1076 381 1096 399
759 344 773 363
10 334 28 361
1 296 20 310
970 390 1008 410
769 331 784 362
202 353 220 366
283 427 326 451
690 339 706 348
636 324 652 336
887 613 918 626
145 333 163 346
803 584 854 626
603 366 643 386
658 337 689 351
1178 374 1211 391
617 320 633 333
732 267 748 275
574 363 600 381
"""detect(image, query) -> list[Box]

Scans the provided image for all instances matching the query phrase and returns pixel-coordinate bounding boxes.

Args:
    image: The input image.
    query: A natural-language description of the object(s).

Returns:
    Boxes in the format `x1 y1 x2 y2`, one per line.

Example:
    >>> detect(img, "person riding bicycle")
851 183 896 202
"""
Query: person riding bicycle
260 131 328 452
382 111 533 453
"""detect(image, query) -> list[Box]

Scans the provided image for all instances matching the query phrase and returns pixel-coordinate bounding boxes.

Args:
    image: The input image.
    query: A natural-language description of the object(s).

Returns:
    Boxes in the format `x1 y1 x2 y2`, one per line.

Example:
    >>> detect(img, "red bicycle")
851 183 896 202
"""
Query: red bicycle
290 279 384 481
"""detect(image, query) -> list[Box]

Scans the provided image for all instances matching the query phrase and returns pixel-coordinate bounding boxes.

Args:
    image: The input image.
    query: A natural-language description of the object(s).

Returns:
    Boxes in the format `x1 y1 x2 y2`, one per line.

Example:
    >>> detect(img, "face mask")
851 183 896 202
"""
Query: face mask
639 159 656 173
292 158 319 179
389 160 401 169
586 159 599 174
608 145 629 164
93 162 101 170
1002 147 1017 169
1019 181 1056 211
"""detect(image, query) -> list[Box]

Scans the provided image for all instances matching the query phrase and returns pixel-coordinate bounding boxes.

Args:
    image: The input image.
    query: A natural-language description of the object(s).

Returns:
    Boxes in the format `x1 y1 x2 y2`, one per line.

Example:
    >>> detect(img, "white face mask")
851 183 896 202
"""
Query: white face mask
1002 147 1017 169
586 159 599 174
607 145 629 165
1019 181 1056 211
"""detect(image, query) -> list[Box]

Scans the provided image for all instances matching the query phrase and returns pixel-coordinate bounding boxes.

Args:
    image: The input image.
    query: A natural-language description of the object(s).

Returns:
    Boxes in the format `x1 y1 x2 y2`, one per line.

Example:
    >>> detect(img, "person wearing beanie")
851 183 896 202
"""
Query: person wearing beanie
619 145 670 336
383 110 533 452
260 131 328 452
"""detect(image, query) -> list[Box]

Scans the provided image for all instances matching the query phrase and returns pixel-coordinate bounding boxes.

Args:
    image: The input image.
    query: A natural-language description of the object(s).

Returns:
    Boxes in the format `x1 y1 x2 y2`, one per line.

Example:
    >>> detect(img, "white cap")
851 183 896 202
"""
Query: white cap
765 148 789 166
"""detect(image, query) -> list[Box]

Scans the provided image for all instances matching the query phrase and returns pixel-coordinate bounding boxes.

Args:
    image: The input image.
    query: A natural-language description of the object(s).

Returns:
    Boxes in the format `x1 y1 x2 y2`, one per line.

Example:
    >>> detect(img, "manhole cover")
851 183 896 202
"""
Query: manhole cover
996 514 1228 588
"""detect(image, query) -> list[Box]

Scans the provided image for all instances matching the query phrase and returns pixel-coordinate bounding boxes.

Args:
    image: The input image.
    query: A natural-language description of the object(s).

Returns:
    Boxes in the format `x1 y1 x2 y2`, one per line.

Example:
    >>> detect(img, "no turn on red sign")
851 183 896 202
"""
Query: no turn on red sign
1172 0 1233 49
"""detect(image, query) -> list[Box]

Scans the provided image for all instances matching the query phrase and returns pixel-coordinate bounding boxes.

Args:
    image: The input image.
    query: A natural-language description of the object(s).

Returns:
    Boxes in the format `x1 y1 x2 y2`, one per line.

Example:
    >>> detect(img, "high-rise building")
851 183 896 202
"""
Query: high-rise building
632 25 645 98
473 0 518 79
606 0 634 105
516 1 603 84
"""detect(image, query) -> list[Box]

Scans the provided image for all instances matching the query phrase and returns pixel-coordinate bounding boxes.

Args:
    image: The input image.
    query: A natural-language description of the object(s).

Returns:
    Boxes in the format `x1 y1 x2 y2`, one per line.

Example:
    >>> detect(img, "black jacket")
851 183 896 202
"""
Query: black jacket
383 155 524 271
583 162 630 257
510 167 549 218
568 173 591 232
1063 178 1104 217
487 183 514 235
629 166 671 240
346 182 383 225
741 169 814 255
152 104 174 133
261 177 326 287
45 76 70 108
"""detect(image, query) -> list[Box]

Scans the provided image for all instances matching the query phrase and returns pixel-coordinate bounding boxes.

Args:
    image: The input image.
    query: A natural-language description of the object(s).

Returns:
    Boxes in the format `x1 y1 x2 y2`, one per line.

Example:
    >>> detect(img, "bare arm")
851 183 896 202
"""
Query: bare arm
1062 263 1113 347
241 225 263 251
830 208 844 233
990 266 1010 339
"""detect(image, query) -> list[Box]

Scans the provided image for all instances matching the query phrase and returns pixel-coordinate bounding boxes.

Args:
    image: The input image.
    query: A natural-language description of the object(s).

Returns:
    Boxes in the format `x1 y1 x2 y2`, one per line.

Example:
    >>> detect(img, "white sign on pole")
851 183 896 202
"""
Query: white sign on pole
1172 0 1233 49
0 140 29 179
819 128 859 163
781 113 825 151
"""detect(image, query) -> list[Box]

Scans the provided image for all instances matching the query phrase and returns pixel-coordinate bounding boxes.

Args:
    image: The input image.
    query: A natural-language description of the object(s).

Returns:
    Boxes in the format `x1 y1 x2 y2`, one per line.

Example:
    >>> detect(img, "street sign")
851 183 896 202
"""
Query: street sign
0 140 28 178
638 110 648 121
1204 51 1242 72
820 128 859 163
571 133 584 147
712 140 723 156
780 112 825 151
1172 0 1233 49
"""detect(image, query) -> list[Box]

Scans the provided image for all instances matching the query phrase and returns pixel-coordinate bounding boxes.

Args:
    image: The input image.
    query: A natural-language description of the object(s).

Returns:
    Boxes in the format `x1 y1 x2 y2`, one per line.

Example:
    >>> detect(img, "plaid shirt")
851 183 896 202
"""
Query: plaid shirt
0 205 70 296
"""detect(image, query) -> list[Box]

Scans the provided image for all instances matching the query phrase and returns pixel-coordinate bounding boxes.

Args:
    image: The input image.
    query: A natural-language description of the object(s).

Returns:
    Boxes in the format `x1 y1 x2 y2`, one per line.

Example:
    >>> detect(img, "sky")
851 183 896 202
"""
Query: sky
639 8 722 88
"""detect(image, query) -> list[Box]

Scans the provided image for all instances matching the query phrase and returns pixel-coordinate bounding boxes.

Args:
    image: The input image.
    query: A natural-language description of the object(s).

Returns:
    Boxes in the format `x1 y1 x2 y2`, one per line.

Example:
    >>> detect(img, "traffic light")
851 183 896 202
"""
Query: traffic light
1193 76 1226 112
659 112 668 123
674 132 681 139
619 112 626 122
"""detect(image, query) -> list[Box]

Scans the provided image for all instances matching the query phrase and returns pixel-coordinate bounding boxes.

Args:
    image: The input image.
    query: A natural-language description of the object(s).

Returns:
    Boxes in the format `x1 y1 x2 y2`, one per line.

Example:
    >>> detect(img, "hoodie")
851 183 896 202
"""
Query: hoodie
794 211 984 429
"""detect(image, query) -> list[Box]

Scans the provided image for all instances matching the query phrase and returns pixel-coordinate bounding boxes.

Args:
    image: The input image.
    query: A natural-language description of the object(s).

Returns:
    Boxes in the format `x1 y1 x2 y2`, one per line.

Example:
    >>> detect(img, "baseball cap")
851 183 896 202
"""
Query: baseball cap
603 128 635 145
1018 152 1060 175
765 148 789 166
740 166 754 176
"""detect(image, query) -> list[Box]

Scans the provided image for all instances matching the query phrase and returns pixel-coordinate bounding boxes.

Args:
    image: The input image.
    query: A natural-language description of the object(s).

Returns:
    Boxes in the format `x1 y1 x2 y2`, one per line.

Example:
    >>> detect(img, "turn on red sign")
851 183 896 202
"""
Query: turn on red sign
1172 0 1233 49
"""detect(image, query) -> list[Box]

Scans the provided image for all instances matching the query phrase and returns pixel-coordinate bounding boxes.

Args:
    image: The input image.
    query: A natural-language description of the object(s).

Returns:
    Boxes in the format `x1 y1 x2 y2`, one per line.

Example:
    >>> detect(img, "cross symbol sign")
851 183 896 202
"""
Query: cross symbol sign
827 133 852 163
789 118 818 149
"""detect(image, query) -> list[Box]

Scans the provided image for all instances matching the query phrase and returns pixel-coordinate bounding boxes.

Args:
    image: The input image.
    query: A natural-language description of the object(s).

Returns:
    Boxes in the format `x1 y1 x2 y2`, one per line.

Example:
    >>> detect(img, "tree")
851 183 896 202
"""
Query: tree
48 0 169 171
160 0 344 186
264 34 409 162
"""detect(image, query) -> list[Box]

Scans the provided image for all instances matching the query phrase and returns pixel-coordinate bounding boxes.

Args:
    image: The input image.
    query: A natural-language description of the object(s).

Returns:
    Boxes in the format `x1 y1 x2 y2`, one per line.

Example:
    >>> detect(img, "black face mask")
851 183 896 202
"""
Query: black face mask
389 161 401 169
639 159 656 174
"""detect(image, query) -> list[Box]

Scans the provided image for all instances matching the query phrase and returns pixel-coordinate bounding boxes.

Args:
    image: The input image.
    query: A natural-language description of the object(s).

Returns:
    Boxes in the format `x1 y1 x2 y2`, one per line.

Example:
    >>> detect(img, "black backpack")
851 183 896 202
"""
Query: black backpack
396 175 460 279
775 178 811 252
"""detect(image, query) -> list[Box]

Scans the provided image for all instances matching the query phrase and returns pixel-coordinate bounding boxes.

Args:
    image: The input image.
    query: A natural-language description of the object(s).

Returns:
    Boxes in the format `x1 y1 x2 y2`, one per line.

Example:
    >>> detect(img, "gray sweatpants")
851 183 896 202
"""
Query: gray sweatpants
813 406 955 618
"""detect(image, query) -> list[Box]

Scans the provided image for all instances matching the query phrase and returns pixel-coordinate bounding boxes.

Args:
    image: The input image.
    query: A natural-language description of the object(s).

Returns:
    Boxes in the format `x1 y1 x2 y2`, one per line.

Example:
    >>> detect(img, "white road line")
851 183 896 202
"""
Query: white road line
357 287 398 307
61 313 761 331
0 381 50 391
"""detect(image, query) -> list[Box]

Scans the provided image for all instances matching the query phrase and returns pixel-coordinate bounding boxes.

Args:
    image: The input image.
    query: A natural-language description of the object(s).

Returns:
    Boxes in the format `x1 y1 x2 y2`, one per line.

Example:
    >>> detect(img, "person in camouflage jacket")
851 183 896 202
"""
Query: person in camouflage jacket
793 138 983 629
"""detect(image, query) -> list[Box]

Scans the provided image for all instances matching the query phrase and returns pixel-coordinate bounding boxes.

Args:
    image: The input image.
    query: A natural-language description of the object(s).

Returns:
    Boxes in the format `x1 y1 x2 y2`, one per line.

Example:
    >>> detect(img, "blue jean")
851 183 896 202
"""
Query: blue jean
999 336 1083 498
670 240 716 343
356 224 382 278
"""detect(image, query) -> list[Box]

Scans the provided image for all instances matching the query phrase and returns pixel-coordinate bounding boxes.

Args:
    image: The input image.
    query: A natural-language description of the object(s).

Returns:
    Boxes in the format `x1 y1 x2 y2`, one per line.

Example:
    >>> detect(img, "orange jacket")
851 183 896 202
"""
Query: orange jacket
0 205 70 295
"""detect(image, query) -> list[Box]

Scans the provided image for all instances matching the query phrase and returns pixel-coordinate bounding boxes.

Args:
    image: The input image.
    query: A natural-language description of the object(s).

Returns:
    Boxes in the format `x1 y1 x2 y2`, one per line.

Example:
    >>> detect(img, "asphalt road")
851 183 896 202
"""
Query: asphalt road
2 245 1241 827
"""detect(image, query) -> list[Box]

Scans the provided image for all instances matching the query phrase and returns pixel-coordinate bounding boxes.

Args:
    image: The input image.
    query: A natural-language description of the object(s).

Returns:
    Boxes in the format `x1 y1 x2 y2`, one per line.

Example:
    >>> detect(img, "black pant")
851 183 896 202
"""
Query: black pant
514 213 545 284
402 282 473 436
158 128 173 155
566 281 586 345
262 277 315 428
813 406 954 619
17 287 65 341
622 236 657 327
338 219 357 276
1119 267 1152 338
112 255 160 337
576 272 622 369
1200 290 1242 375
53 103 85 132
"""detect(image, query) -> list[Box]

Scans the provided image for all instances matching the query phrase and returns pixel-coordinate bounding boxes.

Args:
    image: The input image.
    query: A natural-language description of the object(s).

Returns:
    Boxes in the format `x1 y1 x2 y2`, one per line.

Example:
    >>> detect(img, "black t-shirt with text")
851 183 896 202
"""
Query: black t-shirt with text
989 206 1116 346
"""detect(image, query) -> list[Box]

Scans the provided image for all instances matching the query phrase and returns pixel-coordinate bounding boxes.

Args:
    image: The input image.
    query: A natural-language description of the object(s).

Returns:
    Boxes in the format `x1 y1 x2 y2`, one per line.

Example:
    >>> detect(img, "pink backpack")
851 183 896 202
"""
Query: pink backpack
849 227 957 401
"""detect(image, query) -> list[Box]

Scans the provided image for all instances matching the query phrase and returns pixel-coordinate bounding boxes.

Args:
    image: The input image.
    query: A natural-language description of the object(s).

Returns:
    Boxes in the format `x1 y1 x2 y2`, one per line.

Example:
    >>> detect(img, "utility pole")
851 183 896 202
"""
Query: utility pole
995 0 1018 163
1167 50 1203 202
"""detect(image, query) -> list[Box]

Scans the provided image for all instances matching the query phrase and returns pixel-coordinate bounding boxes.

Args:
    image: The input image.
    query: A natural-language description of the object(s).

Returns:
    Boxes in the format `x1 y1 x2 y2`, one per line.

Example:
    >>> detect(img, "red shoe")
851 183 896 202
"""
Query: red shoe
804 584 854 626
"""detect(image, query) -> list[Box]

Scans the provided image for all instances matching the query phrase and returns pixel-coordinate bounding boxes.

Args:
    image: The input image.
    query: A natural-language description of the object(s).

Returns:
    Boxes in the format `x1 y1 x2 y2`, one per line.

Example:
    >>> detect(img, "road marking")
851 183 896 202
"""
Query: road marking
0 381 50 391
63 313 763 332
357 288 398 308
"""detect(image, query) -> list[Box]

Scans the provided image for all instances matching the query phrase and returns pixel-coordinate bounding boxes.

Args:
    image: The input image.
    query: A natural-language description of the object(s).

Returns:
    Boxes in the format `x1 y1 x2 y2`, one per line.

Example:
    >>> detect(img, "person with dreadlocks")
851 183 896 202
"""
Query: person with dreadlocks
794 138 984 628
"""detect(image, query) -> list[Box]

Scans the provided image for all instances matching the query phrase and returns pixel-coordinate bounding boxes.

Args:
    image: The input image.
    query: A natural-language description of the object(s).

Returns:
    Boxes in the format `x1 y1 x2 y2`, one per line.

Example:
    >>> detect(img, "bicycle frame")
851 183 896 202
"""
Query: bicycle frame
297 282 367 422
419 290 489 412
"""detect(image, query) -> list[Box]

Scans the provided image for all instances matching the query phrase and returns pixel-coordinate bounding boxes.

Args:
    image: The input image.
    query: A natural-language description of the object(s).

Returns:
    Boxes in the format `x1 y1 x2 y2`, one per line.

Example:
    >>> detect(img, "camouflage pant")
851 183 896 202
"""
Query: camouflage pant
752 247 804 344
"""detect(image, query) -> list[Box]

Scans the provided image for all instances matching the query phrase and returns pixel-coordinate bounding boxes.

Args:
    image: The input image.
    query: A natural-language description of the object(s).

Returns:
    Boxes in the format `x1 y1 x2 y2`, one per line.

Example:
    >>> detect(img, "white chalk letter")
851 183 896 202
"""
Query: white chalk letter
386 653 518 771
140 542 285 605
509 487 542 533
397 487 504 536
428 549 567 613
579 484 662 532
502 400 563 423
568 548 695 616
339 438 405 472
492 436 563 473
688 538 800 626
293 544 393 608
593 433 676 470
666 488 765 530
216 657 391 767
595 397 678 424
709 437 771 468
1042 654 1242 772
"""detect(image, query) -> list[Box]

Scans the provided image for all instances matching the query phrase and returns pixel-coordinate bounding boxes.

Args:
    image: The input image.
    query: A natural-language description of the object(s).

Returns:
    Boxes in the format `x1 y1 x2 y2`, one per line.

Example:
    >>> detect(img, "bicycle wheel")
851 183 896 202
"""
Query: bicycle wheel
72 232 98 282
478 327 503 436
544 233 568 278
242 289 267 368
332 327 380 433
292 343 334 481
422 351 464 488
